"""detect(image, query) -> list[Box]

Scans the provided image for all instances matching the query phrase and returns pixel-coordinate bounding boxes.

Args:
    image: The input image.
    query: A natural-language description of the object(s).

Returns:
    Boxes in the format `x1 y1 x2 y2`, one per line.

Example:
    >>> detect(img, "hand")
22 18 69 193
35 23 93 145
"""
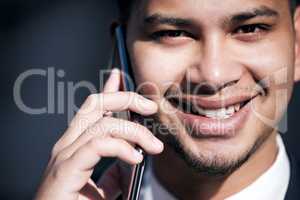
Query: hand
34 69 164 200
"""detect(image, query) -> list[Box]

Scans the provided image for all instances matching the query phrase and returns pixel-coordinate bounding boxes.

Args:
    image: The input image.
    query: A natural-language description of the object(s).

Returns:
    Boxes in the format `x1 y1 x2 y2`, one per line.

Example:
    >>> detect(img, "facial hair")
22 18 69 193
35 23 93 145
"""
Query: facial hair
150 114 271 177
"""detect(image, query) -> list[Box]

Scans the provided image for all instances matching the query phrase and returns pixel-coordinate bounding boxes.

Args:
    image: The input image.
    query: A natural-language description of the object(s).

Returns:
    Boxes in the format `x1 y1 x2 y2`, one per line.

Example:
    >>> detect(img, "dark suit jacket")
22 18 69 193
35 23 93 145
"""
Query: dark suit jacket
283 137 300 200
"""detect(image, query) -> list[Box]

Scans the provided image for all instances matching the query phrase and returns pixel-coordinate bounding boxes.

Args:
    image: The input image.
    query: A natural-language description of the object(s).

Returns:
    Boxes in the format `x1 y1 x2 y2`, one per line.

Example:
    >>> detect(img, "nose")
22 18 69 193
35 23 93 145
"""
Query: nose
188 33 243 91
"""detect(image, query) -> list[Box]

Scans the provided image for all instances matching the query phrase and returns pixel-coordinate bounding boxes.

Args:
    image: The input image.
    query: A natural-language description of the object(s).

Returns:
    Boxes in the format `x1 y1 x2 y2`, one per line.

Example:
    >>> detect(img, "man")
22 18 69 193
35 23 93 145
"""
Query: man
35 0 300 199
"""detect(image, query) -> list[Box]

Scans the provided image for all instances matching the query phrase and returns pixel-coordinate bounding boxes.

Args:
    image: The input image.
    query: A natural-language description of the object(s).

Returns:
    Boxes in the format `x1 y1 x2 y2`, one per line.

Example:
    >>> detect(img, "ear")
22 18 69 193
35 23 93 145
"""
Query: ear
294 6 300 82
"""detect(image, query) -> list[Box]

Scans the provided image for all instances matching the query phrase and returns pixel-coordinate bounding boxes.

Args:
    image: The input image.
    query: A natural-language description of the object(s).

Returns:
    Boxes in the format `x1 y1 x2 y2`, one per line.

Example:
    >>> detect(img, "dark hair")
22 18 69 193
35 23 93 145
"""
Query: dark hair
290 0 298 13
117 0 135 23
117 0 298 23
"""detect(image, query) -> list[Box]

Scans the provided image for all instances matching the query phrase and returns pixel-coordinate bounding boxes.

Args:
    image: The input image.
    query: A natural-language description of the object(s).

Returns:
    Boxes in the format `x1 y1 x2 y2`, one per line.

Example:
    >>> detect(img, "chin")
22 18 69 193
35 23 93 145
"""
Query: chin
162 128 270 176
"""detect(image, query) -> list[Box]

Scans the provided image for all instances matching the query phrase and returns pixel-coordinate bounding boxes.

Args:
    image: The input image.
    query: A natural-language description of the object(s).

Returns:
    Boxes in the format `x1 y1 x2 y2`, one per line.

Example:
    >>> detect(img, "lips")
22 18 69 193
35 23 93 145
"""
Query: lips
168 94 259 138
170 95 256 119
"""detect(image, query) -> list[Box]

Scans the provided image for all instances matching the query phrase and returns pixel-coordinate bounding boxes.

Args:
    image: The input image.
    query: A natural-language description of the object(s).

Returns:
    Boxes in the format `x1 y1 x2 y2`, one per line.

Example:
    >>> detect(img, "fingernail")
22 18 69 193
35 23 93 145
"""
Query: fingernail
134 150 143 161
107 68 119 81
142 98 158 110
111 68 120 75
153 138 163 150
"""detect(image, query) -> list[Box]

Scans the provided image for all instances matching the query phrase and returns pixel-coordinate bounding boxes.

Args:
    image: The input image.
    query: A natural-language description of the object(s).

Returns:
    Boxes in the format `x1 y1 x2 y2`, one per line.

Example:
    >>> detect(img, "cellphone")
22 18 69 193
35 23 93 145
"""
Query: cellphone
111 24 147 200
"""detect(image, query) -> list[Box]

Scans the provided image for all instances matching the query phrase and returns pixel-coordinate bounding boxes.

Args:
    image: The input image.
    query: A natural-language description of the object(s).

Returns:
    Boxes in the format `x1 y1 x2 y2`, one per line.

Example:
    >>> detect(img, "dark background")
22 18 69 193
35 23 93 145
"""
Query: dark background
1 1 300 199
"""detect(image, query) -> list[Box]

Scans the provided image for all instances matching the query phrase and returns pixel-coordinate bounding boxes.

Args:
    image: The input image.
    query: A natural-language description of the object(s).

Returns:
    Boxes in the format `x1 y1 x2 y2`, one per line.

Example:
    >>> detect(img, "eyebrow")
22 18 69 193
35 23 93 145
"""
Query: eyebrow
144 14 193 27
230 6 279 24
143 6 279 27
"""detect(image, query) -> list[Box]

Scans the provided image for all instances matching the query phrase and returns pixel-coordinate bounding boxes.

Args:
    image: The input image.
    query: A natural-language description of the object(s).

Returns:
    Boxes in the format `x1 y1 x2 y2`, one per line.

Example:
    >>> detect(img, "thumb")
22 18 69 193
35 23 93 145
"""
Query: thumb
103 68 121 93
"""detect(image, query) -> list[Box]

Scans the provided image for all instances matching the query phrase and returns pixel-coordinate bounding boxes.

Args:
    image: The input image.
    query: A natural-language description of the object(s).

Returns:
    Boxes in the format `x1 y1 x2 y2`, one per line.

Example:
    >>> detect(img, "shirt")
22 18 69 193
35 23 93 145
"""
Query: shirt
139 135 290 200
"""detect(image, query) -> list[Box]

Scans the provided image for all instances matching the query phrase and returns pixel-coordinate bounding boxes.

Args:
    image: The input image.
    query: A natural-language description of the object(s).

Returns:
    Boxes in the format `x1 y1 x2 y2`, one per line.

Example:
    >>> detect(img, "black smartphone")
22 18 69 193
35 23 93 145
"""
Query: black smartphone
111 24 147 200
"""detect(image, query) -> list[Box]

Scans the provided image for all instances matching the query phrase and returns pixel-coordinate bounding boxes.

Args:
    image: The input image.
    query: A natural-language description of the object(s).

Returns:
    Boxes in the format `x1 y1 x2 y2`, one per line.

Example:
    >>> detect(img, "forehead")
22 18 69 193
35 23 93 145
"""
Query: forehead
133 0 290 20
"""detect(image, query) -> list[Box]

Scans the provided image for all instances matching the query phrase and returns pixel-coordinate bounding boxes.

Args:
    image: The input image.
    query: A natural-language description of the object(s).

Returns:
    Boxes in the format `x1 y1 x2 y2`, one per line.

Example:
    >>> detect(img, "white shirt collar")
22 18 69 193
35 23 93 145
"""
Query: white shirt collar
140 135 290 200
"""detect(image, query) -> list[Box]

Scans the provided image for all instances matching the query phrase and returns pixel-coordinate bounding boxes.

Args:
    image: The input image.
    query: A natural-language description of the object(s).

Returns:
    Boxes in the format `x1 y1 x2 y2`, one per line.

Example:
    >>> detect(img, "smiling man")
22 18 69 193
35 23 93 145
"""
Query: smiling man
35 0 300 200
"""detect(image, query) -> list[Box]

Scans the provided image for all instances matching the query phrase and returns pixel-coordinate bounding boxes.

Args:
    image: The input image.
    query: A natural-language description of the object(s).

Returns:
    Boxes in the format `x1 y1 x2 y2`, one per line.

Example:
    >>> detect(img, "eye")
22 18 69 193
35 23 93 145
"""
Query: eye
150 30 193 40
233 24 271 35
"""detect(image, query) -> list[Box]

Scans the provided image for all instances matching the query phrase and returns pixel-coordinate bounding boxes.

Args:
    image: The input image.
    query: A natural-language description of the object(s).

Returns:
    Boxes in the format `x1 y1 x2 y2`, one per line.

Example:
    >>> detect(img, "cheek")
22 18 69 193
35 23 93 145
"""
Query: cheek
233 35 294 84
129 41 194 97
235 38 295 125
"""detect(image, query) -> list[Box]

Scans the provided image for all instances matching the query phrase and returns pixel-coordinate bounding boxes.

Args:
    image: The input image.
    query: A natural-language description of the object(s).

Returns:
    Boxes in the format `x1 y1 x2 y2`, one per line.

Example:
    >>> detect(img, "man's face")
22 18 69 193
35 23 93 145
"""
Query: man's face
126 0 296 174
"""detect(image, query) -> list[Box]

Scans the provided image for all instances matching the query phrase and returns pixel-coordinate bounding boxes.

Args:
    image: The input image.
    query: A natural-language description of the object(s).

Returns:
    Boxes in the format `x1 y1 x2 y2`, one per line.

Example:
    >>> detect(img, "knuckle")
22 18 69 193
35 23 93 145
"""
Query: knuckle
80 93 101 114
97 117 114 136
52 162 69 180
51 142 62 158
142 128 154 141
99 116 111 124
117 140 132 153
87 93 99 102
88 137 103 150
54 151 69 163
85 124 101 137
106 138 129 154
126 92 137 102
130 123 149 140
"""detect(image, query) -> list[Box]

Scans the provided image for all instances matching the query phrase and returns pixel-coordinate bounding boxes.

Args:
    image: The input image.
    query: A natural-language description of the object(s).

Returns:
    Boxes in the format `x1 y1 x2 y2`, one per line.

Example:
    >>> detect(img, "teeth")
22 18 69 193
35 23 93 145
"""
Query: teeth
234 104 240 112
189 103 242 119
191 105 205 115
217 108 227 118
226 106 235 115
205 109 218 118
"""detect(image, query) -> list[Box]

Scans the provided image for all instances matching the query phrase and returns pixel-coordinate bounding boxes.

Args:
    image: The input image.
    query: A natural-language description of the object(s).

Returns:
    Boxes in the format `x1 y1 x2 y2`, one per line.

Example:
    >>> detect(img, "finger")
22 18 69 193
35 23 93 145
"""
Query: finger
99 92 158 114
56 138 143 197
103 68 121 93
58 117 163 162
55 92 158 154
95 117 164 154
52 69 121 155
68 137 144 172
102 68 121 118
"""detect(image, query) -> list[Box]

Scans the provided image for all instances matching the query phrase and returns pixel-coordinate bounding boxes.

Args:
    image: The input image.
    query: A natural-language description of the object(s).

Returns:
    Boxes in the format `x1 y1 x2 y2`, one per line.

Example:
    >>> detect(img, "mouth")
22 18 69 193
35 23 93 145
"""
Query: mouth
169 95 255 120
168 94 259 138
